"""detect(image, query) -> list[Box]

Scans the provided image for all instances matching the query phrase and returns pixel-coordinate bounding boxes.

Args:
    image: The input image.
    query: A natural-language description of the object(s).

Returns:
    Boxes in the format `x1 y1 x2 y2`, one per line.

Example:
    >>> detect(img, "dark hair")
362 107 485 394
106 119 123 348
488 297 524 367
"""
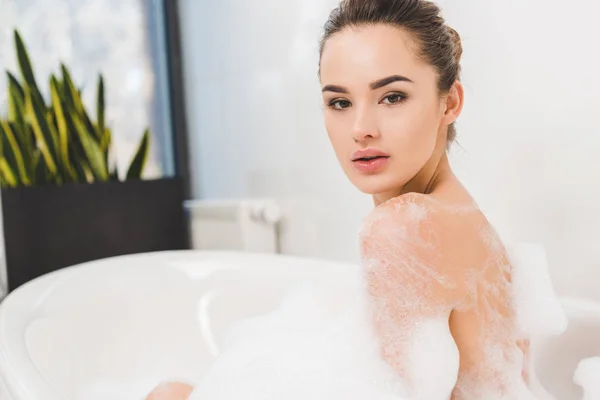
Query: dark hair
319 0 463 144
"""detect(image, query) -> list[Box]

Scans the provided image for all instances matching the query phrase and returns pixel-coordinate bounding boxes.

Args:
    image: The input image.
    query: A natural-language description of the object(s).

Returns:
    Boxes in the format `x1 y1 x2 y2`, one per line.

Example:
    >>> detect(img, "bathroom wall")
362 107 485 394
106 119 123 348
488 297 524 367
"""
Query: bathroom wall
438 0 600 301
178 0 600 300
178 0 367 263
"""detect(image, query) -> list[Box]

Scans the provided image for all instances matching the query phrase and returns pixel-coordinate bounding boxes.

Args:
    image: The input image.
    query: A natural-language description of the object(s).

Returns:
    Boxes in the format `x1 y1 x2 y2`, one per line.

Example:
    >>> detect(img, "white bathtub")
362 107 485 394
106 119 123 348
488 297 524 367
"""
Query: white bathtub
0 250 597 399
533 298 600 399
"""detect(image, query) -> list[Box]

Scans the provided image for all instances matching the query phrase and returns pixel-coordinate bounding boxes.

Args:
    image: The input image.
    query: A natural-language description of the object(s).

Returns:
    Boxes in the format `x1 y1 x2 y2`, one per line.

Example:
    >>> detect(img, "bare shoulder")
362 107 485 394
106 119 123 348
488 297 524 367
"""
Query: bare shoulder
360 192 497 280
361 192 479 243
361 192 438 233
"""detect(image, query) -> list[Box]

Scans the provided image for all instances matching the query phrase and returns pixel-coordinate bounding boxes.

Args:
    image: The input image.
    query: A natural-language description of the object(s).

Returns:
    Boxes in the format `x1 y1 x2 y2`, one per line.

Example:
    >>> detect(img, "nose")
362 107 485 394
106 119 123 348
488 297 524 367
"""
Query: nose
351 105 380 143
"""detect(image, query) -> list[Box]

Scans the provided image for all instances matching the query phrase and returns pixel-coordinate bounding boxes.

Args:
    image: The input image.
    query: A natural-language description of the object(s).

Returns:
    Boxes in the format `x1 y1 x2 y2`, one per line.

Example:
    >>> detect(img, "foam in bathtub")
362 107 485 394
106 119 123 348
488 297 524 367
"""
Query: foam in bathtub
508 243 568 337
189 277 411 400
574 357 600 400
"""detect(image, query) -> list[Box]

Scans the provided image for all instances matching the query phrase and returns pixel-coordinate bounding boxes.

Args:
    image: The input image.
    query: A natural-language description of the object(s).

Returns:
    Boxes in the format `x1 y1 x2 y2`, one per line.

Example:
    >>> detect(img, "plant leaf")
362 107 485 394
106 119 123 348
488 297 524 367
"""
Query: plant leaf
100 127 111 165
71 113 108 181
97 74 105 139
62 67 103 182
50 76 77 182
0 158 18 188
0 121 29 185
7 72 25 121
61 64 98 142
32 149 54 184
14 30 45 112
8 81 26 134
25 87 58 178
30 149 41 184
126 129 150 180
67 141 90 184
7 74 33 176
14 31 36 89
6 71 24 100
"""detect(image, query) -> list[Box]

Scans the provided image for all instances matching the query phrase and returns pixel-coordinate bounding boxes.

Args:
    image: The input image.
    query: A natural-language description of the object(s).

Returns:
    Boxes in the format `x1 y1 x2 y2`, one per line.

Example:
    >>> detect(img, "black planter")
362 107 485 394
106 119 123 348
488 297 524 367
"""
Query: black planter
1 177 189 292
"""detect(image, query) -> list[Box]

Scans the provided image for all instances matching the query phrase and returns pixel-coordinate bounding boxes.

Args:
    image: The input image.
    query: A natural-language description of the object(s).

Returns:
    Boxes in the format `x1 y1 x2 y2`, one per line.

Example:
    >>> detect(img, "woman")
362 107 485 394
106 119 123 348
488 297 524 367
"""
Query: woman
147 0 561 398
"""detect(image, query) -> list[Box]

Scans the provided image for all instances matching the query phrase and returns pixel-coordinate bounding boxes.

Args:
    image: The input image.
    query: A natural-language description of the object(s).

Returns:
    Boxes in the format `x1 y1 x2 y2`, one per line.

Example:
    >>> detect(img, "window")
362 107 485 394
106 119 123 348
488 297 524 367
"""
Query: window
0 0 176 178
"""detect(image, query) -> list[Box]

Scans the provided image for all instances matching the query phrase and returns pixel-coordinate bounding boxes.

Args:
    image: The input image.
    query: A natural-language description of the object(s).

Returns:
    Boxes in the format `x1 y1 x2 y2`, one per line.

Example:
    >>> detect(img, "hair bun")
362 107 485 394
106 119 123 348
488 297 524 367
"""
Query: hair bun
447 26 463 64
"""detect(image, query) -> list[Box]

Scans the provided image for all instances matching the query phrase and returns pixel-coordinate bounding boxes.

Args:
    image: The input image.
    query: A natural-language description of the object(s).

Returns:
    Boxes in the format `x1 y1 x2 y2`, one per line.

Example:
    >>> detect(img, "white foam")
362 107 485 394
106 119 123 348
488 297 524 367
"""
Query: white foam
508 243 568 337
189 279 411 400
406 318 459 399
574 357 600 400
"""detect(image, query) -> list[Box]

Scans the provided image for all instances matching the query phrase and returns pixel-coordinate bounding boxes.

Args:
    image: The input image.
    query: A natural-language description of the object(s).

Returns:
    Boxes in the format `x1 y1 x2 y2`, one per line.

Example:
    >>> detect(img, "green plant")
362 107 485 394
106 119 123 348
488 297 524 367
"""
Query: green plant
0 29 150 188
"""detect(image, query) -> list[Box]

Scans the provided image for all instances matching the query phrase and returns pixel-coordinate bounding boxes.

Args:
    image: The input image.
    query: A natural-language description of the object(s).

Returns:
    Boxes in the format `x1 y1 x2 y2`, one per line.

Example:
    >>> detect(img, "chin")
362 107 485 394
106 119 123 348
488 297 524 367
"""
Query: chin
349 173 406 196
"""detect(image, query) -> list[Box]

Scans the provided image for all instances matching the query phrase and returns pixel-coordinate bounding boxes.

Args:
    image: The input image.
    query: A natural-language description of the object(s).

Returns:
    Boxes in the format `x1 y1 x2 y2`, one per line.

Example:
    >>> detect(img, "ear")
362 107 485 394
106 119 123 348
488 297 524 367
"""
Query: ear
443 81 464 125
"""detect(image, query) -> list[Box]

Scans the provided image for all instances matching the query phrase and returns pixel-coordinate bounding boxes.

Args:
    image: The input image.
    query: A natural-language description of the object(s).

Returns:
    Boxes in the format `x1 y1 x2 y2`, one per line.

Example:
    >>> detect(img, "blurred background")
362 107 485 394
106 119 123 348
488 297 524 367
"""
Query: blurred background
0 0 598 301
0 0 177 179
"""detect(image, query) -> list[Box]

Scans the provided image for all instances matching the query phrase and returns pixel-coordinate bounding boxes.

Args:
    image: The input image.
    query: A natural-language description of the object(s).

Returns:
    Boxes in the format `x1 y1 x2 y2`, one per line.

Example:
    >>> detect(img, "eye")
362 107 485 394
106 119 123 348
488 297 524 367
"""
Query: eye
381 93 406 105
328 99 352 110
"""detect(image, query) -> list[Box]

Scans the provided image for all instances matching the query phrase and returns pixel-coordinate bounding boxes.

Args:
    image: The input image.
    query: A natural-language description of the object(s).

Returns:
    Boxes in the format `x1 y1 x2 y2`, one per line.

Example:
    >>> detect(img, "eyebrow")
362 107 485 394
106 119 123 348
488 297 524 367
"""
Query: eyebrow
321 74 414 93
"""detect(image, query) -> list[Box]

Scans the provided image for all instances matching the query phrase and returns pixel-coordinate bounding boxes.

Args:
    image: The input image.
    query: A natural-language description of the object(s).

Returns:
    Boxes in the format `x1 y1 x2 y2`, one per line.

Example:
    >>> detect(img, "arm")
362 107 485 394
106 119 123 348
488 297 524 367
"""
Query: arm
145 382 194 400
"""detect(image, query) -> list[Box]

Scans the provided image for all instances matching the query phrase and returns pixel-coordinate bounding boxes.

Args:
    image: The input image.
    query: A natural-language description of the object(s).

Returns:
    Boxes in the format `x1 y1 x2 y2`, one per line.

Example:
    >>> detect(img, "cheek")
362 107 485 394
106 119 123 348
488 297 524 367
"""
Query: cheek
324 113 350 155
382 103 439 159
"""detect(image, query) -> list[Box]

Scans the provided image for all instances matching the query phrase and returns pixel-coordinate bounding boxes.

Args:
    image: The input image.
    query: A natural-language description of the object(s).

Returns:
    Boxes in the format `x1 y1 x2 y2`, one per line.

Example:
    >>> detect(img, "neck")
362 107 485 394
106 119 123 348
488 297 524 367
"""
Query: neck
373 147 454 207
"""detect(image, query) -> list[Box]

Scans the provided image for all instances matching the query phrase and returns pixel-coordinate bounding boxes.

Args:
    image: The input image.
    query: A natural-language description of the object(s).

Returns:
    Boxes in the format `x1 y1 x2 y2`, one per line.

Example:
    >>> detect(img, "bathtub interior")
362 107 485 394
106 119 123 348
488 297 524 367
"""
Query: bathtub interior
16 251 359 400
533 299 600 400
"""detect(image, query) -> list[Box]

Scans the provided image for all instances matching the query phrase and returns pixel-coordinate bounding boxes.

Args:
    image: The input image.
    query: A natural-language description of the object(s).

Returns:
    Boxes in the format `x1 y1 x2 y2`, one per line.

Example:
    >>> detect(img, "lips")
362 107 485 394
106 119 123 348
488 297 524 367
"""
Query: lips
353 155 388 162
351 148 390 161
351 148 390 173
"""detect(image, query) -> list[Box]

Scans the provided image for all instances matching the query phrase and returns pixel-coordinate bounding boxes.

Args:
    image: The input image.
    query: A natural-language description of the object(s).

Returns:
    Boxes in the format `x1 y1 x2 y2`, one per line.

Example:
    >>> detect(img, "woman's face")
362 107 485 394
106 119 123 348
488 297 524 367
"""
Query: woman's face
320 24 450 196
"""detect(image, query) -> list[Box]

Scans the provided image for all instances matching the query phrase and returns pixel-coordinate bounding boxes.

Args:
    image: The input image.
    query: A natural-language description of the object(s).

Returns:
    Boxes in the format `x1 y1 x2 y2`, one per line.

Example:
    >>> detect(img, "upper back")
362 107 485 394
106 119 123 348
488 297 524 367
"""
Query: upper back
359 191 523 396
359 191 510 302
